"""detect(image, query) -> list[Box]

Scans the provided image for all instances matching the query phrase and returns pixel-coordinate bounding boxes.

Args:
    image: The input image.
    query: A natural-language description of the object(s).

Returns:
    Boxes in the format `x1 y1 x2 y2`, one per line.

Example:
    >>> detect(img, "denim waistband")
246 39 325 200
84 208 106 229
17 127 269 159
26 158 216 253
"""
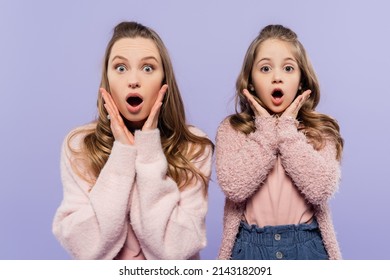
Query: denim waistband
237 219 320 247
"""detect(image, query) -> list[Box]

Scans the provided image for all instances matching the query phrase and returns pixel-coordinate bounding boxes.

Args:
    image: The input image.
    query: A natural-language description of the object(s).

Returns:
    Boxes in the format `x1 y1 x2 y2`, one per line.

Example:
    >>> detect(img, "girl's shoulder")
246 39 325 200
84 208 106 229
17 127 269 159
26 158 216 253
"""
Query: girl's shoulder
217 116 233 129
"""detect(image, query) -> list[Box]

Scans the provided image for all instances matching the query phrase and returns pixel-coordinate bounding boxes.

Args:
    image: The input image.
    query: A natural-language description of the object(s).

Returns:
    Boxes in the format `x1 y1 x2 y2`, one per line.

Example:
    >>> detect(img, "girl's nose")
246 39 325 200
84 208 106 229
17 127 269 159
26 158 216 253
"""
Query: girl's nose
128 81 140 89
272 70 282 84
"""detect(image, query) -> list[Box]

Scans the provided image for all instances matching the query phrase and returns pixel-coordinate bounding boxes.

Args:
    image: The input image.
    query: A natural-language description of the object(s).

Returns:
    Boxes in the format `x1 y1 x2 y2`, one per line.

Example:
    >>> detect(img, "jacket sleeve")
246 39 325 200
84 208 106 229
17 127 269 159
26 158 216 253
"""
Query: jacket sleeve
277 117 341 205
52 132 137 259
130 128 212 260
215 117 278 203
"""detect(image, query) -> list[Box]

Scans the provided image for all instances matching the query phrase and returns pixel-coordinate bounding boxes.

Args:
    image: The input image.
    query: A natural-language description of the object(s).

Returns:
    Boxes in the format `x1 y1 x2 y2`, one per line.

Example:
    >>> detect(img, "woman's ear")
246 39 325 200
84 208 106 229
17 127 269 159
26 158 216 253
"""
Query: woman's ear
249 84 255 92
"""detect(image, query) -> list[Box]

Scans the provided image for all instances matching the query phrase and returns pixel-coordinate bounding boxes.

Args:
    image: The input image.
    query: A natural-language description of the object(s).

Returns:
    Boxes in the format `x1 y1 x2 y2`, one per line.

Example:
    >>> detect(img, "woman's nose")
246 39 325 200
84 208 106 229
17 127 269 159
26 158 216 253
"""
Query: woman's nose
127 72 140 88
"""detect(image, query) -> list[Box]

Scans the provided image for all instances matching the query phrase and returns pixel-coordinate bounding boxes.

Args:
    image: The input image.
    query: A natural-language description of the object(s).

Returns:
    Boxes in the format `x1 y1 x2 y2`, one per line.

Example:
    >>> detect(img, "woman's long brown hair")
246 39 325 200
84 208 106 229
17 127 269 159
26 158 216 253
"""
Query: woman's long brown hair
69 21 214 190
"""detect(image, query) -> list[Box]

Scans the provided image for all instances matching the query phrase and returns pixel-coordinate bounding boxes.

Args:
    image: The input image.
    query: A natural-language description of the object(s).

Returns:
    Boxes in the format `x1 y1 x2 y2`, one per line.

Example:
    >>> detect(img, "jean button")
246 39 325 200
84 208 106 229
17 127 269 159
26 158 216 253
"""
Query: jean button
274 233 281 241
276 251 283 259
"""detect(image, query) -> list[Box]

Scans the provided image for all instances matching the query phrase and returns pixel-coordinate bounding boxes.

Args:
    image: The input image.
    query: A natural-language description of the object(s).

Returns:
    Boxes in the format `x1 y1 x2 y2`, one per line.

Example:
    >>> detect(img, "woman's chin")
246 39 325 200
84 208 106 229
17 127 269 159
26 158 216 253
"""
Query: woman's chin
124 118 147 131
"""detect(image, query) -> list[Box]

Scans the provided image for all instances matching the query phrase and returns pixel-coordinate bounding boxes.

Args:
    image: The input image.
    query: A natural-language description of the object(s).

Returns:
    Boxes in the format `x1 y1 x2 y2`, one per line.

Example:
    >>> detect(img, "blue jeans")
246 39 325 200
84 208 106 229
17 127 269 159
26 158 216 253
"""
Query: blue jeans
231 219 328 260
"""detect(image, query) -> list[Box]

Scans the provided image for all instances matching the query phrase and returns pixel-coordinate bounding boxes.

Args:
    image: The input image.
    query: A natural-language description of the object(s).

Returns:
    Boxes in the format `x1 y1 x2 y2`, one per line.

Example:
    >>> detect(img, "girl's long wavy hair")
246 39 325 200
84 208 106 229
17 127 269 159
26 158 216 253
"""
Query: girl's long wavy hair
69 21 213 190
230 24 343 160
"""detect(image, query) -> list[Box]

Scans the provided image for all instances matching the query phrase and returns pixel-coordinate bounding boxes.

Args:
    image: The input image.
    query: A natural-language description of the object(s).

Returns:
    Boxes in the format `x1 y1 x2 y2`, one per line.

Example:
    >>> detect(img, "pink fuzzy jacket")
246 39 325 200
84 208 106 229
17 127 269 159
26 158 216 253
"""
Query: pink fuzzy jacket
53 123 212 260
216 116 341 260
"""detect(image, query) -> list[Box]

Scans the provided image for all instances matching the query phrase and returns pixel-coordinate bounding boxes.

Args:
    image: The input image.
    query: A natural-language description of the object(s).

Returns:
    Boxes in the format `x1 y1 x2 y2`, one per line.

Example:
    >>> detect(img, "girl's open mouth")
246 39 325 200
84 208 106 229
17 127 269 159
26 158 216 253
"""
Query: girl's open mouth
271 89 284 105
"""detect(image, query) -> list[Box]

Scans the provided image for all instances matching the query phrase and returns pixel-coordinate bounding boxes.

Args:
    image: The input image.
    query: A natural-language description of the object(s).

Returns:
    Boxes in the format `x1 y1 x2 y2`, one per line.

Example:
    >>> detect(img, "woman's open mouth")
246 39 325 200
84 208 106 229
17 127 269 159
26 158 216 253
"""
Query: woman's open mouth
126 94 144 113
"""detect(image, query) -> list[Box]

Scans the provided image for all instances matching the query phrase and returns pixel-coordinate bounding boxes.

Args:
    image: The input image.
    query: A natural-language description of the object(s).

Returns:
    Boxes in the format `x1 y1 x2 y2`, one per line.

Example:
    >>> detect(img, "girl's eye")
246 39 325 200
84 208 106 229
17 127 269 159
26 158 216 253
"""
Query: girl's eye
260 66 271 72
285 65 294 72
143 65 154 73
115 65 127 73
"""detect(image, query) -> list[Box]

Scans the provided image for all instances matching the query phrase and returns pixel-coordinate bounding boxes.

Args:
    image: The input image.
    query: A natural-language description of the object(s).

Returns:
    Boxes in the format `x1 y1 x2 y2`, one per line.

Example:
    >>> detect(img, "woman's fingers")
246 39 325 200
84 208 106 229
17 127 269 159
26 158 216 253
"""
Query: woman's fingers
101 88 134 145
142 84 168 131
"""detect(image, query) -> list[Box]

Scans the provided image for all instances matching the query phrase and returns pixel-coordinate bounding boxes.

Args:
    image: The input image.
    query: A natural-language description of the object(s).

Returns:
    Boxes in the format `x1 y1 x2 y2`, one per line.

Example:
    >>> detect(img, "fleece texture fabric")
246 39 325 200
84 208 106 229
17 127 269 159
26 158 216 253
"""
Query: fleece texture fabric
53 123 212 260
216 116 341 260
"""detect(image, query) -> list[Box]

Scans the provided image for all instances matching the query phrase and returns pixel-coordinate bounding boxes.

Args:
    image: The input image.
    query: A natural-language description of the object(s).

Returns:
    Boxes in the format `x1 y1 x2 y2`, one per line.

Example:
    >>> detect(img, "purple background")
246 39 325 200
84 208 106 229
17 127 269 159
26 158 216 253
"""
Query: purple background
1 0 389 260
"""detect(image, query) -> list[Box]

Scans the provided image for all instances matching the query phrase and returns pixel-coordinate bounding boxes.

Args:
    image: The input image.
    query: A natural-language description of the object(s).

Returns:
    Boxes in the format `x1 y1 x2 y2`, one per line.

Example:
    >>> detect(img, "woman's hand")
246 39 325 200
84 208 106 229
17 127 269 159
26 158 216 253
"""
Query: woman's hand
281 89 311 119
142 84 168 131
242 89 271 117
100 88 135 145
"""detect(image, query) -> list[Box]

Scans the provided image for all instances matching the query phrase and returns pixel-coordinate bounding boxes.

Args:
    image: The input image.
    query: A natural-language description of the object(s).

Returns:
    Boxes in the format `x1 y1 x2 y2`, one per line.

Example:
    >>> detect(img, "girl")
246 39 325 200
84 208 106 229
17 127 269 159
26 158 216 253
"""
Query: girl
53 21 213 260
216 24 343 260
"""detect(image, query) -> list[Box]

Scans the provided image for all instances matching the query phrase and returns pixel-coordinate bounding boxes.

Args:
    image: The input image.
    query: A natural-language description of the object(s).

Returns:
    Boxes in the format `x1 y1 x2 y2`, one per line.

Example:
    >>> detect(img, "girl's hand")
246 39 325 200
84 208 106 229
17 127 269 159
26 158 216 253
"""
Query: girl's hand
100 88 134 145
242 89 271 117
281 89 311 119
142 84 168 131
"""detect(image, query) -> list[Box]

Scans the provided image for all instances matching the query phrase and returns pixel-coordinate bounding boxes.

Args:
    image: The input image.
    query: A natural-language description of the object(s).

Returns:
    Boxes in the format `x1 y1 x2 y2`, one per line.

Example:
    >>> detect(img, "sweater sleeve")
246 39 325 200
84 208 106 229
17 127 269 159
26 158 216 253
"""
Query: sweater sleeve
52 130 137 259
130 128 212 260
215 117 278 203
277 117 341 205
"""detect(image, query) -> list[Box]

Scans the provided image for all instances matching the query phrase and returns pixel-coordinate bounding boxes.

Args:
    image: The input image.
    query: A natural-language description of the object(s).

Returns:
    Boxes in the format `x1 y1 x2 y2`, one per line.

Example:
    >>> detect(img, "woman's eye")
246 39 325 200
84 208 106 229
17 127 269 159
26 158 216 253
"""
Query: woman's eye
260 66 271 72
115 65 127 73
285 66 294 72
143 65 153 73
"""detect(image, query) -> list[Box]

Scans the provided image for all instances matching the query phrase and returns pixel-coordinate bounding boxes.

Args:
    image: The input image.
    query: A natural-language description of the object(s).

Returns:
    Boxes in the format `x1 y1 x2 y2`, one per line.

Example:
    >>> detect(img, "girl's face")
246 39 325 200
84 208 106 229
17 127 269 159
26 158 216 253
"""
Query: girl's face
107 37 164 129
250 39 301 115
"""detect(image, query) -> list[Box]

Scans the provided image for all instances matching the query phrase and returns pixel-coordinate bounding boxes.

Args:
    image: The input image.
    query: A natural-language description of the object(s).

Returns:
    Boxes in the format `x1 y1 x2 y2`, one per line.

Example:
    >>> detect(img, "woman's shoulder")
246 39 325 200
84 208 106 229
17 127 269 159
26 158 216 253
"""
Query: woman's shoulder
63 122 97 150
186 125 214 154
187 125 208 138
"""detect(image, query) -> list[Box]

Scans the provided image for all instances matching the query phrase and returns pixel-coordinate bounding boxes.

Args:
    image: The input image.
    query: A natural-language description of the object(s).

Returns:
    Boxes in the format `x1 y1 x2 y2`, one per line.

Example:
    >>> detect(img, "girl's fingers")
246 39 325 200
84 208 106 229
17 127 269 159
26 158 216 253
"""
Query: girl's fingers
242 89 270 117
242 89 257 110
283 89 311 118
295 90 311 112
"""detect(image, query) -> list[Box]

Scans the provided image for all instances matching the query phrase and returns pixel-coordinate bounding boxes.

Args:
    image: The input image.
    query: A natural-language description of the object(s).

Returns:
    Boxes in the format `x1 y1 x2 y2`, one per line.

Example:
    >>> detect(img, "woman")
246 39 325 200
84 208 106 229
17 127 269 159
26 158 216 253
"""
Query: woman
53 21 213 260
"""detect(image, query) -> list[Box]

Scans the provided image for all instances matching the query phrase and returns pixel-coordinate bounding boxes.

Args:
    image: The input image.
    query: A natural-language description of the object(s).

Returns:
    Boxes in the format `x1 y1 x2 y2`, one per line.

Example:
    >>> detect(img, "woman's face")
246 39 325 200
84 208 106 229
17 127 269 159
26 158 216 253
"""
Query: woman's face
250 39 301 115
107 37 164 129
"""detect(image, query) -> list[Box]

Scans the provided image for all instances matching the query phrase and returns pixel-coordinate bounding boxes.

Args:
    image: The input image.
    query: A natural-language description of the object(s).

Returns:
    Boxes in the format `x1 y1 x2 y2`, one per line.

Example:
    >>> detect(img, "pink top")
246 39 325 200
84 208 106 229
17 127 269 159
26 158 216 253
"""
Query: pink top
53 123 212 260
245 156 314 227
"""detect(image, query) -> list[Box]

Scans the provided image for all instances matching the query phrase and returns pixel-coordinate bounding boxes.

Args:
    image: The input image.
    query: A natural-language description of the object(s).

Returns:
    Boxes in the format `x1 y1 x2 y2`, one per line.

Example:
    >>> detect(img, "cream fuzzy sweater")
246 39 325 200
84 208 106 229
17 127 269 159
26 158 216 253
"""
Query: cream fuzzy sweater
216 116 341 260
53 123 212 260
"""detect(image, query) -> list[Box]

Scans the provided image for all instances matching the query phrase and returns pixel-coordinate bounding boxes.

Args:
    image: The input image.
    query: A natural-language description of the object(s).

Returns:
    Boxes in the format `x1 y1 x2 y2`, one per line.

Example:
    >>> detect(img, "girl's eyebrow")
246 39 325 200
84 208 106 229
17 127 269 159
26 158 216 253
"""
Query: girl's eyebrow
284 57 297 63
257 57 270 63
255 57 297 65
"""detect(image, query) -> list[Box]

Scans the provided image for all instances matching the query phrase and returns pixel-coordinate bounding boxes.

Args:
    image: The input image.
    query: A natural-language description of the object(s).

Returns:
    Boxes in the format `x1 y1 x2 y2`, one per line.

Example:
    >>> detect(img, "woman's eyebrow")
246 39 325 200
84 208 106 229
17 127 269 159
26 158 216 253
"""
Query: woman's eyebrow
111 55 128 62
111 55 159 63
140 56 159 63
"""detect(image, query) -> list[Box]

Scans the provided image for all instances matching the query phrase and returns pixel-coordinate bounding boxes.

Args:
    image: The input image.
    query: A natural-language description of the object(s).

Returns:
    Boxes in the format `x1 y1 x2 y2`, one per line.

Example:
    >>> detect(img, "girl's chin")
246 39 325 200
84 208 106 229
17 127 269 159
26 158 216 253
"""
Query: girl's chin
264 107 285 116
265 104 289 115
